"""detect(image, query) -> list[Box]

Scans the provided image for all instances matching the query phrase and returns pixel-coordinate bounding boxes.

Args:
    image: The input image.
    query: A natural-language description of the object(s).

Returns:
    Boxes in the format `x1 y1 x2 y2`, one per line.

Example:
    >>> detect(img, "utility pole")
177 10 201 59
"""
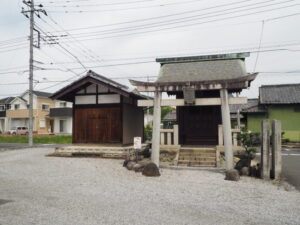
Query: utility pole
146 75 150 126
22 0 47 147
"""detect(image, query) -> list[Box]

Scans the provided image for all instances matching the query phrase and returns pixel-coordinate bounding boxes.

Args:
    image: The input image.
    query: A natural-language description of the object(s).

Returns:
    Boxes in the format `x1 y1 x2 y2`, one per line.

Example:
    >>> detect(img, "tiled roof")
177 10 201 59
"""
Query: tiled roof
156 59 247 83
51 70 146 101
0 97 15 104
259 83 300 104
155 53 250 83
230 99 259 113
32 91 52 98
163 110 176 121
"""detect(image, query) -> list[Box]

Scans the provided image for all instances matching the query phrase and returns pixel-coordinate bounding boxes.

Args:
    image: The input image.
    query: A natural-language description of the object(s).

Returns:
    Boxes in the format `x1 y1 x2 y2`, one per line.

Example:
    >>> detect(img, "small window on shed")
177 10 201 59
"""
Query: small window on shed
14 104 20 110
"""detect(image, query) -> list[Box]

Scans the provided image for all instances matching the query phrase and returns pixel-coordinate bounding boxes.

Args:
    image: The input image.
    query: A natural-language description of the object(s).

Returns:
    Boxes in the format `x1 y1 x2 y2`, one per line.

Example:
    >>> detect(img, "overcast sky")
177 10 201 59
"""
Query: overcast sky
0 0 300 98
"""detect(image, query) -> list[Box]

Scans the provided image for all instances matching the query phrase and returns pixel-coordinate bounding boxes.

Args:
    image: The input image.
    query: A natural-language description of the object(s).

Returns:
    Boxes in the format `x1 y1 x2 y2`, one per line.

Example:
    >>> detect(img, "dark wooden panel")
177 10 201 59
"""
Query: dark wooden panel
178 106 221 145
73 107 121 143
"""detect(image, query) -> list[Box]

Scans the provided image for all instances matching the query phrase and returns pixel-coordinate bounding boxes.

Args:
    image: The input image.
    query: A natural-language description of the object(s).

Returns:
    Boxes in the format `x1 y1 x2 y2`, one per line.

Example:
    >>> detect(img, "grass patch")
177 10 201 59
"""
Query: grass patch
0 135 72 144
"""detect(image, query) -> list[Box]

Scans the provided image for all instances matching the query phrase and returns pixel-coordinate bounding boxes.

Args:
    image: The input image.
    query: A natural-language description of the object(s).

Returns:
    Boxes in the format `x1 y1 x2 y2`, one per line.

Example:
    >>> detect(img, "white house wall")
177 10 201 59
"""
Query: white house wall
54 100 72 108
53 117 72 135
10 98 27 109
22 92 38 109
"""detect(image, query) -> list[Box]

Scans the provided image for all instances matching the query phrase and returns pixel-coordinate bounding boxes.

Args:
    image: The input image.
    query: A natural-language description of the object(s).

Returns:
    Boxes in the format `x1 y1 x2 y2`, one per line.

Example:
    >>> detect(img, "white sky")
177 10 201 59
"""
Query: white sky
0 0 300 98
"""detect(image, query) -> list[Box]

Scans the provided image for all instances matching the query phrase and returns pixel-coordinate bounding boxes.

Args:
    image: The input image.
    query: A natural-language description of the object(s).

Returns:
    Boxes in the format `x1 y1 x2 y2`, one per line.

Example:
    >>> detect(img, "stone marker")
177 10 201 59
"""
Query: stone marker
126 161 135 170
271 120 282 180
261 120 270 179
133 163 144 172
142 162 160 177
123 159 130 167
240 167 249 176
225 169 240 181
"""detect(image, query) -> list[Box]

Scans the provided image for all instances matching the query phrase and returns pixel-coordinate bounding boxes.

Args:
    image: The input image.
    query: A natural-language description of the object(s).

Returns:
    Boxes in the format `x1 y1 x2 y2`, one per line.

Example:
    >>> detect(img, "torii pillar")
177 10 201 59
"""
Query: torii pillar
220 88 234 170
151 90 162 167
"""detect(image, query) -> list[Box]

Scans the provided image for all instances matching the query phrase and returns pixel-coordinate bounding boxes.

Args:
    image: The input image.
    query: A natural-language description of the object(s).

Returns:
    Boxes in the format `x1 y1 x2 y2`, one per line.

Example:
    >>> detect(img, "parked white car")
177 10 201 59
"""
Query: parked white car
8 127 29 135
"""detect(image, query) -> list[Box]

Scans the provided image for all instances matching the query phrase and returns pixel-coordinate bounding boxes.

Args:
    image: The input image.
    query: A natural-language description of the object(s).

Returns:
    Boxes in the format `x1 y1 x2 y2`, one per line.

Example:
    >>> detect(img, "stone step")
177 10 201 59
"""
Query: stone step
178 162 216 167
178 159 216 164
180 148 216 153
179 153 216 157
178 157 216 161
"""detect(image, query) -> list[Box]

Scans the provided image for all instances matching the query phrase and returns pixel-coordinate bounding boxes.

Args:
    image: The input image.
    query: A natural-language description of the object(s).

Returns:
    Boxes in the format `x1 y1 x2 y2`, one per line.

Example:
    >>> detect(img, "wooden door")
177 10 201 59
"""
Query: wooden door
178 106 221 145
73 107 121 143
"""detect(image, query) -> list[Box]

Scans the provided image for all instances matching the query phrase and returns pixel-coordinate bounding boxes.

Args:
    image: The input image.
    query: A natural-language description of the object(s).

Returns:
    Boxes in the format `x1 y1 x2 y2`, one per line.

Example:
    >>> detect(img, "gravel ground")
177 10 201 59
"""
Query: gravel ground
0 148 300 225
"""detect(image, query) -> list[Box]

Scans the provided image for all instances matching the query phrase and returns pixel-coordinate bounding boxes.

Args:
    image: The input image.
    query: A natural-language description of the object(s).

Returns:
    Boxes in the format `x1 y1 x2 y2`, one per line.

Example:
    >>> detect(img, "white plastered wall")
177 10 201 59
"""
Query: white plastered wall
53 117 72 135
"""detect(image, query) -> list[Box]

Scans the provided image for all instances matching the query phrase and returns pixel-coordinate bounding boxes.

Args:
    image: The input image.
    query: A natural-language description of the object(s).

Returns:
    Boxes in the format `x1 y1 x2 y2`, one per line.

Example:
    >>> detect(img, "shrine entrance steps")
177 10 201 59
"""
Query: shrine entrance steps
177 146 217 167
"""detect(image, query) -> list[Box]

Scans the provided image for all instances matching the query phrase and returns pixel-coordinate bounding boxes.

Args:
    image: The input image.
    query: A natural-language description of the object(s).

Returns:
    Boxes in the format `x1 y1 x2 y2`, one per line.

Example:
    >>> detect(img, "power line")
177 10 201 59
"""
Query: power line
1 42 299 75
40 14 103 65
45 0 207 13
41 0 182 7
44 0 275 35
253 20 265 72
0 36 27 45
51 1 300 43
37 46 86 77
34 24 88 72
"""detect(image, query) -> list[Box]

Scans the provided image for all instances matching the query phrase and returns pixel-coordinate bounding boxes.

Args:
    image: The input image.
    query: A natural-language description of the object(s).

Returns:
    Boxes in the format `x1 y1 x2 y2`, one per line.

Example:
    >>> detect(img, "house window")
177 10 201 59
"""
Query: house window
6 105 11 110
14 104 20 110
39 120 46 128
42 104 49 111
0 106 4 111
59 120 66 133
59 102 67 107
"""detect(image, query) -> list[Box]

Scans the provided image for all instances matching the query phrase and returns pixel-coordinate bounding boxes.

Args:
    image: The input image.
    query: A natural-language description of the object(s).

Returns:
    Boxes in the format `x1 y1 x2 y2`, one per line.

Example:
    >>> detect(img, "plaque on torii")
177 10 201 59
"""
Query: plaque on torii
183 87 195 105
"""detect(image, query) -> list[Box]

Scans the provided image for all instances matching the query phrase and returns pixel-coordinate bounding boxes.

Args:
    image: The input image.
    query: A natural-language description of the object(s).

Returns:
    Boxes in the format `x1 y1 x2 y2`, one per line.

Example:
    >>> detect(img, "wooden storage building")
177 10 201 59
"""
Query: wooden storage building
51 71 146 144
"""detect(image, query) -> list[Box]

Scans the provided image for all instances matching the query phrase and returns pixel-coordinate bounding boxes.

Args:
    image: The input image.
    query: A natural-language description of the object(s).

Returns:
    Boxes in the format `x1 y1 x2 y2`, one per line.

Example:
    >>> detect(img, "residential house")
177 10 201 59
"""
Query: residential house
0 97 14 133
6 90 55 134
49 100 73 135
242 83 300 142
51 70 146 144
229 98 260 128
162 109 176 128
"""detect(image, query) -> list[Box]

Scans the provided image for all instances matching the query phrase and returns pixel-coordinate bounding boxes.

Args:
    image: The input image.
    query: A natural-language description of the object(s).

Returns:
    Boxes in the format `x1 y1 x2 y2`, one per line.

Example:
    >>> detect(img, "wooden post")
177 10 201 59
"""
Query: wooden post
173 124 179 145
167 132 171 145
233 133 238 146
151 91 161 167
261 120 270 179
237 109 241 130
220 89 234 170
271 120 282 180
236 93 241 130
160 133 164 145
218 125 223 146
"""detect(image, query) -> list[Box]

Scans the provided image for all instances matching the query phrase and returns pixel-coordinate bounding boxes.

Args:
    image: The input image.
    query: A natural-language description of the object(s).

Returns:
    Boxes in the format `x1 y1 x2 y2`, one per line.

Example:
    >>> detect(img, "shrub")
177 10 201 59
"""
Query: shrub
144 125 152 141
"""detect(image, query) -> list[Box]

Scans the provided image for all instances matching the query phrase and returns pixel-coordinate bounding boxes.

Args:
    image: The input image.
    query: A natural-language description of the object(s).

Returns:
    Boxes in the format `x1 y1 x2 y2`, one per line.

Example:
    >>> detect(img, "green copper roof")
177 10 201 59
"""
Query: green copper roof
156 52 250 64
